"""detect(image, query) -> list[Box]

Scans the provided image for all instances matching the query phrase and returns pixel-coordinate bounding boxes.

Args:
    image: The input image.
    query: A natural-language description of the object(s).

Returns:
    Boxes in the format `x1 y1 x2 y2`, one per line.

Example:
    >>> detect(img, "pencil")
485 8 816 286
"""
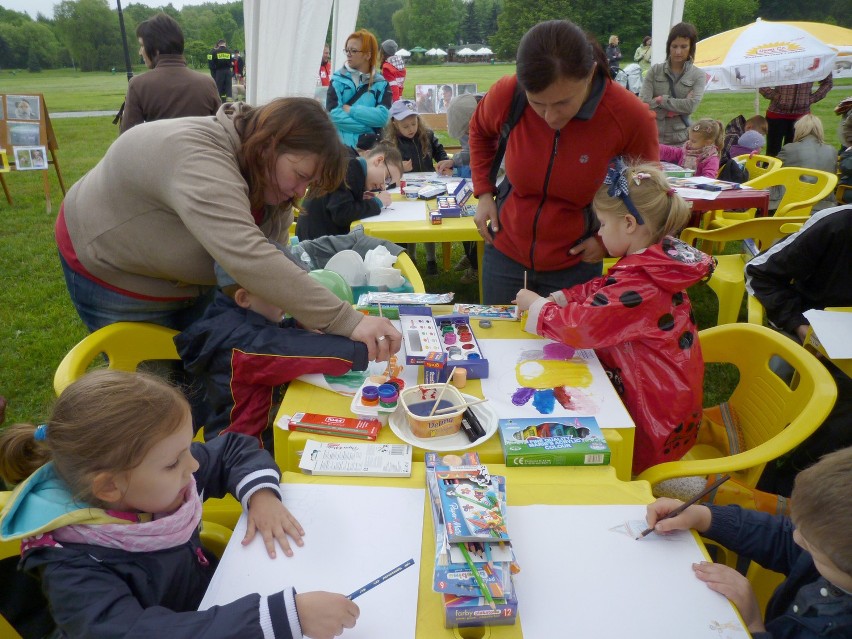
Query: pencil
378 303 383 318
347 558 415 600
636 474 731 539
484 542 494 569
459 543 496 609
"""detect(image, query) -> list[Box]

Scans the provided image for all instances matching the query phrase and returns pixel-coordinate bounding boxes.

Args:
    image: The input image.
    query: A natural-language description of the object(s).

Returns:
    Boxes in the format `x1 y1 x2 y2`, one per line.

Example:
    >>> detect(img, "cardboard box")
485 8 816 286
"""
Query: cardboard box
400 313 489 379
423 351 447 384
443 590 518 628
498 416 610 467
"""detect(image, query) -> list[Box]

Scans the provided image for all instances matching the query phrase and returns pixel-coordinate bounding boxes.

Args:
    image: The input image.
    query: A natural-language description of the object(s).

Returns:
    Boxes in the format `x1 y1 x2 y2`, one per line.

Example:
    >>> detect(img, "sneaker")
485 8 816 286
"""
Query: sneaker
459 268 478 284
453 255 472 271
426 260 439 276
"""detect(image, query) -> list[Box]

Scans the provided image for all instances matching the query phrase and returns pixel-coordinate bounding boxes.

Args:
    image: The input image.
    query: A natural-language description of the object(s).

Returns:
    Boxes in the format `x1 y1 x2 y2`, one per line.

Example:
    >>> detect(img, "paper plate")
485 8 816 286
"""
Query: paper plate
388 393 498 452
324 250 367 286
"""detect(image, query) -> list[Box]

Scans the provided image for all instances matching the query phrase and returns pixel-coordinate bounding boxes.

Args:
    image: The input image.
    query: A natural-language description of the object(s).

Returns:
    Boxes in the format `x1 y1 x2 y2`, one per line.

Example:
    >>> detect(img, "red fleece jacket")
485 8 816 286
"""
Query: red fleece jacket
470 75 659 271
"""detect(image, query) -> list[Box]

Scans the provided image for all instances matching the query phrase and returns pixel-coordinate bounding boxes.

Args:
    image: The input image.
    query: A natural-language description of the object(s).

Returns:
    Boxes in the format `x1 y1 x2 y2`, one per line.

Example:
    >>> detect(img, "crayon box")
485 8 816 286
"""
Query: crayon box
498 416 610 467
443 589 518 628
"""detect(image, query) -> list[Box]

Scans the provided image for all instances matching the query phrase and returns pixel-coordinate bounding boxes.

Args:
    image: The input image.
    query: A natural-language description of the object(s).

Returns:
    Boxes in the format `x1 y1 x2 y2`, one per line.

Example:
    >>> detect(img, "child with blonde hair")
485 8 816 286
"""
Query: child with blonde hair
661 118 724 177
0 370 358 639
384 99 455 274
646 446 852 638
515 159 715 474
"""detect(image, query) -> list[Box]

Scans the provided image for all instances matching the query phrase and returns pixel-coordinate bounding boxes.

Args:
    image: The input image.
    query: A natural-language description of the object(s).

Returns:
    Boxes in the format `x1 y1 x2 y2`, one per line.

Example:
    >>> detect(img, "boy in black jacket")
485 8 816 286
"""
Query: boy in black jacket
296 143 403 241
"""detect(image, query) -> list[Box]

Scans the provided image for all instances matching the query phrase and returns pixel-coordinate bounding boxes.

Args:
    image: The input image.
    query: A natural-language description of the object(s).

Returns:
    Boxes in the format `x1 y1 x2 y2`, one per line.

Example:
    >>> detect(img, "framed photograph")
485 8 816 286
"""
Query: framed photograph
14 146 47 171
436 84 455 113
456 83 478 96
5 94 41 121
8 122 40 146
415 85 437 113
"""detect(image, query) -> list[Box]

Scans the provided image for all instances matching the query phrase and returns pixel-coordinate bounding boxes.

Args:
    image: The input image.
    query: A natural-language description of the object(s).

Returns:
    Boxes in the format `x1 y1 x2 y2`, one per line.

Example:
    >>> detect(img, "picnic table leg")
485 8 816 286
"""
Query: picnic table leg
0 174 11 205
442 242 452 271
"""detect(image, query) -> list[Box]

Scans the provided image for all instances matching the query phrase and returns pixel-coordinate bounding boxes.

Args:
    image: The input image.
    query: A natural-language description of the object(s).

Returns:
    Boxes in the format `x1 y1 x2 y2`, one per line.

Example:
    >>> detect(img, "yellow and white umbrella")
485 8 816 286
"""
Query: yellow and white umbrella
695 19 850 91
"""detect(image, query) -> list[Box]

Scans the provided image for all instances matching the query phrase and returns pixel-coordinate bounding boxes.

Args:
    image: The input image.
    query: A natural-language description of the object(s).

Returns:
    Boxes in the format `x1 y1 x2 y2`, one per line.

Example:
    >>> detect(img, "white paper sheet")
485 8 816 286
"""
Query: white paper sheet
200 483 424 639
508 504 747 639
477 339 635 429
364 199 428 223
803 309 852 359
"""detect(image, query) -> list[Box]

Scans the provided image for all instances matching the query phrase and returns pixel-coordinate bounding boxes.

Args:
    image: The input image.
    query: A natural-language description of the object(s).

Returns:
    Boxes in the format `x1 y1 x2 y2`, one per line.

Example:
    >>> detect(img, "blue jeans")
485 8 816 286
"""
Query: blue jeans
481 243 602 304
59 252 214 332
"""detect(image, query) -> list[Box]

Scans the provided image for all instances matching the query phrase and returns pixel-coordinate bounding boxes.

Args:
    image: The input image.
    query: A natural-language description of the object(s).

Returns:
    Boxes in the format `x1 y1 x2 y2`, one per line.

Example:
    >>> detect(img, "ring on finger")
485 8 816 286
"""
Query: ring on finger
377 335 386 342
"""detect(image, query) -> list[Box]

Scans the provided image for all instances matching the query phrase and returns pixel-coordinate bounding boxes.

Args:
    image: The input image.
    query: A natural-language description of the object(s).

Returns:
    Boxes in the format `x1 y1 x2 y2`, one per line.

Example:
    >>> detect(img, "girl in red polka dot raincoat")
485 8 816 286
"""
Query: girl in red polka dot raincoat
515 160 715 475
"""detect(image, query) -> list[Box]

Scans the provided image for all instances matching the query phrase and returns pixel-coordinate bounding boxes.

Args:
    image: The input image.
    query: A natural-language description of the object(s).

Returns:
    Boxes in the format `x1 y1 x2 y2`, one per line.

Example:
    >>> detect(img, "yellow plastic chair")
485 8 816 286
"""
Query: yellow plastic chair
708 167 838 229
680 217 808 325
394 251 426 293
53 322 180 396
733 153 782 180
636 323 837 489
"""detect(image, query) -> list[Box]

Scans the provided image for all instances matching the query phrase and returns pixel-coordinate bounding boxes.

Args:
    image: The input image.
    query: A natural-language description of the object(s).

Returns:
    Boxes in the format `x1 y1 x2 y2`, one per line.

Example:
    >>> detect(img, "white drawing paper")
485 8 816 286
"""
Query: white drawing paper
200 483 424 639
508 504 747 639
363 199 428 223
477 338 635 429
803 309 852 359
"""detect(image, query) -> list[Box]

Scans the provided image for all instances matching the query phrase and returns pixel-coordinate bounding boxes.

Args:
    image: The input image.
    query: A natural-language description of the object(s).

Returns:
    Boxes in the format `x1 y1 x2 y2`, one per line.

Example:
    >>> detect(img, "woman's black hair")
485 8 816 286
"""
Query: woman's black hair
516 20 609 93
666 22 698 61
136 13 184 61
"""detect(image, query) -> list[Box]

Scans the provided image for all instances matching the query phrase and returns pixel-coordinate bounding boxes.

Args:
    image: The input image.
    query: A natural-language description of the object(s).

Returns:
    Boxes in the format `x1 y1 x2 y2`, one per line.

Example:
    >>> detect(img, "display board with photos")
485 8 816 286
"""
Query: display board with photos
414 84 478 114
0 93 66 208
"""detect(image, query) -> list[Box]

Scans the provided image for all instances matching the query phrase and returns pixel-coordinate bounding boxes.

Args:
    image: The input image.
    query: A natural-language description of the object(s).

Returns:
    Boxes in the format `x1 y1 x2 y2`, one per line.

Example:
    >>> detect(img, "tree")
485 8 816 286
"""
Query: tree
684 0 759 42
490 0 568 59
358 0 406 44
399 0 463 48
54 0 124 71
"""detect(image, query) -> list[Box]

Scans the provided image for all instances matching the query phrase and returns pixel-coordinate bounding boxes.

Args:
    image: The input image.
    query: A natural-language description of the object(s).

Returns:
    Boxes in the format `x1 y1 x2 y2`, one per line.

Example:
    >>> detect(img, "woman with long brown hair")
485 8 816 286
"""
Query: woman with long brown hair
57 97 400 361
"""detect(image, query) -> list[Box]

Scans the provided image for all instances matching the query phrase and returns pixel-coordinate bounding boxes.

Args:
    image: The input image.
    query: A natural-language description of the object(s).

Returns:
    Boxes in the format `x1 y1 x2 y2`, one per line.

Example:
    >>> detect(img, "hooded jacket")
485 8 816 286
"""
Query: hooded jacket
525 237 715 474
326 66 392 147
381 56 407 101
176 291 368 442
705 505 852 639
640 60 707 145
0 434 302 639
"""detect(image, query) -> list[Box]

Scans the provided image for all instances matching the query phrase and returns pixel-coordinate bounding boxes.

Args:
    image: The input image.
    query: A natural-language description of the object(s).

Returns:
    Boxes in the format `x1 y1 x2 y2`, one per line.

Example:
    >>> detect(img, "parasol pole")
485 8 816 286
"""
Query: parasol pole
113 0 135 125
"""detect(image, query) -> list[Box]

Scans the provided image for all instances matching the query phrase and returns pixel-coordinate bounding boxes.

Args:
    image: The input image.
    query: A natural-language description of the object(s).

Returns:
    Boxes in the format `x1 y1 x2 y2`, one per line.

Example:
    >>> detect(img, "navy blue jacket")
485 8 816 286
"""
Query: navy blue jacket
20 434 302 639
176 292 368 442
705 505 852 639
297 157 382 241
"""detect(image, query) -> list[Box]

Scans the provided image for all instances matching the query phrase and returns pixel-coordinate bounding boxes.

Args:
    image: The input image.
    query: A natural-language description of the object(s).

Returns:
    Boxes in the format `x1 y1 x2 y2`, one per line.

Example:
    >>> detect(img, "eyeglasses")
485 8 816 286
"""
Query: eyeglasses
383 161 394 187
343 48 362 55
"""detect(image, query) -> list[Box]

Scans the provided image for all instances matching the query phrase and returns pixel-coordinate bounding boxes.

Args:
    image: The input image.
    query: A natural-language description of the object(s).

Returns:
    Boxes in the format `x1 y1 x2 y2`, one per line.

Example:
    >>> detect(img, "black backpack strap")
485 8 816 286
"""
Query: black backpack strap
488 81 528 186
345 82 373 107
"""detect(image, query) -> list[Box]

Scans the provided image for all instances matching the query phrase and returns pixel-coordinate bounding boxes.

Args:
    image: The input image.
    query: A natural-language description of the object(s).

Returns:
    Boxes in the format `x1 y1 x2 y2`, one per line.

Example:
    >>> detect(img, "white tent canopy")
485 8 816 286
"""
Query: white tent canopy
435 48 448 56
426 48 438 55
397 48 411 57
457 47 476 55
474 47 492 55
241 0 682 103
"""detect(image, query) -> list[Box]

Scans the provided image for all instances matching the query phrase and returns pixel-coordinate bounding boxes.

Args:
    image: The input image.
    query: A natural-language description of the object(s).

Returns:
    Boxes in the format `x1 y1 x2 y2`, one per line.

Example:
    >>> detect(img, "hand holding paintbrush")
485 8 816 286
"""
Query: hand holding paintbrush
636 475 730 539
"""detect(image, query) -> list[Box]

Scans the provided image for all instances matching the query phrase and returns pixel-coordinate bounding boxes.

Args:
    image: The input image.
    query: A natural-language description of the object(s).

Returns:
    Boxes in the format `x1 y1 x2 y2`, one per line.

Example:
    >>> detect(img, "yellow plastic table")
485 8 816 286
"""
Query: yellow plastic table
355 196 485 301
273 309 635 480
276 464 654 639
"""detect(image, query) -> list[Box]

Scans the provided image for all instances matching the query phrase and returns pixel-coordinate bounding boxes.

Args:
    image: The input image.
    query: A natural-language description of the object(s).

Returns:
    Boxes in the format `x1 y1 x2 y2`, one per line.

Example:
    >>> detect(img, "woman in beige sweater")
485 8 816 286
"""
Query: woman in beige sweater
57 98 400 361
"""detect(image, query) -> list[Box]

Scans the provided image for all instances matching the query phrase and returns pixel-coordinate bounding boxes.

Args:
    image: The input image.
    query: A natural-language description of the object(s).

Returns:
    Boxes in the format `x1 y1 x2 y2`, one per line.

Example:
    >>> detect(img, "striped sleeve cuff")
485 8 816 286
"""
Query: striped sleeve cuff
236 469 282 510
263 589 301 639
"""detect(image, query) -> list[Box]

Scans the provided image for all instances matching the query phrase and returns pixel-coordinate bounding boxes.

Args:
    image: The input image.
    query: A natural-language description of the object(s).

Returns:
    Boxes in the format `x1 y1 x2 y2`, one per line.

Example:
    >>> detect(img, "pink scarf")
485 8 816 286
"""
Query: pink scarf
51 476 202 553
682 143 718 172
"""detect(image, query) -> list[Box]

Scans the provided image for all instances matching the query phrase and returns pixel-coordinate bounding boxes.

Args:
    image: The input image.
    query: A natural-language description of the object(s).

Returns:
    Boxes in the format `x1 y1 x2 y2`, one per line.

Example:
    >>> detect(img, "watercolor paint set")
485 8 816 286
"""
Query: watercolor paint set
399 312 489 381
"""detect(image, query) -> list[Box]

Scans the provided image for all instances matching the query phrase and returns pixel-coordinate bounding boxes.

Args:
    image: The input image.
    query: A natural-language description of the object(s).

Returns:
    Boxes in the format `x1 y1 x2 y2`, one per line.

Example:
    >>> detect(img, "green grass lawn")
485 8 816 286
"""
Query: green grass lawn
1 67 848 425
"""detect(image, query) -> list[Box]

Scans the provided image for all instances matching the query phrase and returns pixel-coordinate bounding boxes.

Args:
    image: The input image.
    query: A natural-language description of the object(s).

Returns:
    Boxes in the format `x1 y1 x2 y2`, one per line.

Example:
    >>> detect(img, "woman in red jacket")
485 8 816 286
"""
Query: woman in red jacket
470 20 659 304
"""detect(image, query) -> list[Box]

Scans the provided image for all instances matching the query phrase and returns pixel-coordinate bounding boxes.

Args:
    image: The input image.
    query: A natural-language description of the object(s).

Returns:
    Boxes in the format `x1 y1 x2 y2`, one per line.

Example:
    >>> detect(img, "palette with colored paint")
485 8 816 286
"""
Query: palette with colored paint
399 313 489 380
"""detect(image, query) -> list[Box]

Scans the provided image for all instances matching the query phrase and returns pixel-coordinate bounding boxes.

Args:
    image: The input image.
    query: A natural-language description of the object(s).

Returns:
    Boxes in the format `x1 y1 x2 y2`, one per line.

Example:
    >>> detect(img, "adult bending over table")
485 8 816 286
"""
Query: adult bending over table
640 22 706 146
469 20 659 304
55 98 401 362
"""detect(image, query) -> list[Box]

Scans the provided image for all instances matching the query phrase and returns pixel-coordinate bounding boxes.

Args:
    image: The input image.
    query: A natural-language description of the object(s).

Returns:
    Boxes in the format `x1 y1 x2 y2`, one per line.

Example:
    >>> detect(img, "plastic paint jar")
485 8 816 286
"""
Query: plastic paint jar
378 383 399 408
361 385 379 406
452 367 468 388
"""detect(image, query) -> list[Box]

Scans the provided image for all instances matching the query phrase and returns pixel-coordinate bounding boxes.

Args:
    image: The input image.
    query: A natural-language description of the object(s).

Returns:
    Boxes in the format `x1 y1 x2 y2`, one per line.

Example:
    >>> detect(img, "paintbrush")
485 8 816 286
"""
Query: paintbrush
428 367 457 416
431 397 489 416
636 474 731 539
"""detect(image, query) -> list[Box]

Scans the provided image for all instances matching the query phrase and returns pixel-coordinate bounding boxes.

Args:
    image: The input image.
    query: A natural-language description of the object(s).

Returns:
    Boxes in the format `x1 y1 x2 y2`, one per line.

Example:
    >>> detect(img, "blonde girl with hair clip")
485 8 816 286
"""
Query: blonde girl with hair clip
660 118 724 178
515 159 715 475
0 369 359 639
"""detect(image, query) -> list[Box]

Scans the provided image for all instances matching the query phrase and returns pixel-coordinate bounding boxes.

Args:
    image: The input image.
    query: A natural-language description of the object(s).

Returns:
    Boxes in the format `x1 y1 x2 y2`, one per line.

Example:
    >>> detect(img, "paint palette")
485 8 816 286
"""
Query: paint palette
399 313 489 380
388 393 498 451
